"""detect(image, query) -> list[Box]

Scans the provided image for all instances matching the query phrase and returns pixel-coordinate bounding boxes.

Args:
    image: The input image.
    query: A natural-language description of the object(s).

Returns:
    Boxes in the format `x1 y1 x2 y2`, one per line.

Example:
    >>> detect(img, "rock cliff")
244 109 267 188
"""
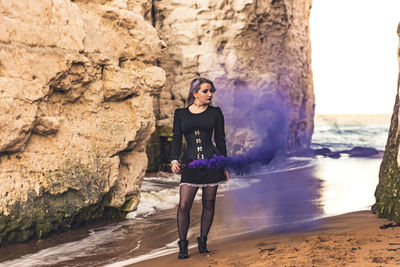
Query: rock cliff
0 0 165 245
373 23 400 223
154 0 314 157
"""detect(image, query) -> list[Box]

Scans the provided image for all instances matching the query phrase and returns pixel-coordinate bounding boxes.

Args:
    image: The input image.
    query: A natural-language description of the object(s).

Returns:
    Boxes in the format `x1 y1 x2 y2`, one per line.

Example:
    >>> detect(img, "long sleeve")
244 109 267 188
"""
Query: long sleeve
214 107 227 157
170 108 182 161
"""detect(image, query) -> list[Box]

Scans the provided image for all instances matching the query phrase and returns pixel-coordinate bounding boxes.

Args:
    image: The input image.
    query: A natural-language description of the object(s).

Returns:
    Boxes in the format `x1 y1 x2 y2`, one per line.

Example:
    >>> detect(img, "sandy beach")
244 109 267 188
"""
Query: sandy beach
0 156 391 267
134 210 400 267
130 157 400 267
111 156 390 267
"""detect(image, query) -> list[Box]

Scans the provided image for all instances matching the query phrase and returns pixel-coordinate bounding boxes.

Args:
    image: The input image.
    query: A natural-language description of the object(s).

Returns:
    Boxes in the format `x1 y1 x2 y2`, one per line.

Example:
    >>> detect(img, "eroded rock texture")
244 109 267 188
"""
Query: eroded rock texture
373 23 400 223
0 0 165 245
154 0 314 156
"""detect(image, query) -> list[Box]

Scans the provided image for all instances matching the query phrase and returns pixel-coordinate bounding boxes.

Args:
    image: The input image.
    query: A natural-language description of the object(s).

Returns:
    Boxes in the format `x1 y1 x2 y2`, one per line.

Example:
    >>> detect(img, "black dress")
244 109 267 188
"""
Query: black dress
171 105 227 187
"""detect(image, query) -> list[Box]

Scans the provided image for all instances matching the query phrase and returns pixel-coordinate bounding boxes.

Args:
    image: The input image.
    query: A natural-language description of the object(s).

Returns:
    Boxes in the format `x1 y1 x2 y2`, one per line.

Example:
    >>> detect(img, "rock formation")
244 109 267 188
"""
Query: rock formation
154 0 314 159
0 0 165 245
373 23 400 223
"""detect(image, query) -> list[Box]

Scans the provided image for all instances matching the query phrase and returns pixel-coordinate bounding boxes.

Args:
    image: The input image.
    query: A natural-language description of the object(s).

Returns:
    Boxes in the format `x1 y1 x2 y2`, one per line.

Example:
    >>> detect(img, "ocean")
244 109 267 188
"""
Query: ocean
312 114 390 151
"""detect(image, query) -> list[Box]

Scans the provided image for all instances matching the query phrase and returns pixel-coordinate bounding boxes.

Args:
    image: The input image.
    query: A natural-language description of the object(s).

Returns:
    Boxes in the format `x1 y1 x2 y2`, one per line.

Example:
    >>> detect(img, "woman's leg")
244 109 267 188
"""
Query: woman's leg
177 184 199 240
200 185 218 237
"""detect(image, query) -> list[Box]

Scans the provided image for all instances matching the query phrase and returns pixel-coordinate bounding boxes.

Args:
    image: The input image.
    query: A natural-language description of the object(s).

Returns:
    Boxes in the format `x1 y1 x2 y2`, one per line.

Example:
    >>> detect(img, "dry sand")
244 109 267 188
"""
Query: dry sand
133 211 400 267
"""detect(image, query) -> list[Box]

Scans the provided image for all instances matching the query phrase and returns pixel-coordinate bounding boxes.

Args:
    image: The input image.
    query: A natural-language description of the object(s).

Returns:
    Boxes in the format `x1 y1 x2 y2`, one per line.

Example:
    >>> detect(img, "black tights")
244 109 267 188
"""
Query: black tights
177 184 218 240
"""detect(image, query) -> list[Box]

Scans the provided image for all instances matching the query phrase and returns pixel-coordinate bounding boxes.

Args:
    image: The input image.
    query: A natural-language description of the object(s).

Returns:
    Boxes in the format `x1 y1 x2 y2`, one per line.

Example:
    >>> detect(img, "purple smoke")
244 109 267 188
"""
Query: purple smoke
207 79 322 230
220 163 323 231
186 79 293 174
187 153 262 175
187 154 228 168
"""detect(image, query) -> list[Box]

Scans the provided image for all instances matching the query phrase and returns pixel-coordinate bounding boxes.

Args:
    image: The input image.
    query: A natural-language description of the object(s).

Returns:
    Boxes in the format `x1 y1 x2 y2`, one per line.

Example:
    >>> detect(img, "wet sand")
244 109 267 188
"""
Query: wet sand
134 210 400 267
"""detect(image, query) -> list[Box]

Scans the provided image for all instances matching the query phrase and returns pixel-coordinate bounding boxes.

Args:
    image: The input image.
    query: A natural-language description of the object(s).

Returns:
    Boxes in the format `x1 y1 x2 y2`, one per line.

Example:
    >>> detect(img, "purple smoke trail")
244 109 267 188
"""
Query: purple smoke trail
186 80 291 175
224 84 289 157
222 164 323 231
187 153 266 175
201 79 323 231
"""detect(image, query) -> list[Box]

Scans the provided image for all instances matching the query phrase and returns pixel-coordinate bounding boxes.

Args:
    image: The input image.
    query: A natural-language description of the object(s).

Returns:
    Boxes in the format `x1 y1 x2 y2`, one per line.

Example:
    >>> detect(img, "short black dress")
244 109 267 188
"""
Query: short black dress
171 105 227 187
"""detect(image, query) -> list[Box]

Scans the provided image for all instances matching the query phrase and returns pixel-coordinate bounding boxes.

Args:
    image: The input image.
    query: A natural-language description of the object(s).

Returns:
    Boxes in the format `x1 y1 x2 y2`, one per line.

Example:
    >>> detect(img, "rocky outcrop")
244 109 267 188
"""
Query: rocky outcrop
373 23 400 223
0 0 165 245
154 0 314 157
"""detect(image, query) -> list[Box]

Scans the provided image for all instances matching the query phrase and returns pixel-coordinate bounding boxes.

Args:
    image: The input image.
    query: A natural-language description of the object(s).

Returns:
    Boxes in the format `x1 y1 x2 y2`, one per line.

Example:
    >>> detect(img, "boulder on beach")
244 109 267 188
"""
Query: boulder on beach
344 147 379 157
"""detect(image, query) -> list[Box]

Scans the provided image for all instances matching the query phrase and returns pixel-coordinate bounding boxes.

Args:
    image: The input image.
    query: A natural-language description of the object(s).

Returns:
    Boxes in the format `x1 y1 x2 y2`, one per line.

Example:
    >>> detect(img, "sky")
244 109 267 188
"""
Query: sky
310 0 400 114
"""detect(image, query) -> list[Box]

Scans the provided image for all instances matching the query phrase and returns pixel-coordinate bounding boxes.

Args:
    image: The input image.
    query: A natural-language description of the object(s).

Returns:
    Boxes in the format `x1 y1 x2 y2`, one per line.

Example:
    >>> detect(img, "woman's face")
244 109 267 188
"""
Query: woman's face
193 83 213 105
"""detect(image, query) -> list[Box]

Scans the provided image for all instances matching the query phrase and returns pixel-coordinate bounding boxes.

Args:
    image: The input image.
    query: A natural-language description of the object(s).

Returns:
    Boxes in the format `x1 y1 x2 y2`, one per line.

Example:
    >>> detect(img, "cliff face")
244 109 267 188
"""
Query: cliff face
373 23 400 223
154 0 314 155
0 0 165 245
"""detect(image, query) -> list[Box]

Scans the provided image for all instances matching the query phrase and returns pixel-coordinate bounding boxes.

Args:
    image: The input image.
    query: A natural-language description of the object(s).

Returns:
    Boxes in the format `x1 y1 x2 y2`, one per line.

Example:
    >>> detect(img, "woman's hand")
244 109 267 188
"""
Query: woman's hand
224 169 230 181
171 160 181 173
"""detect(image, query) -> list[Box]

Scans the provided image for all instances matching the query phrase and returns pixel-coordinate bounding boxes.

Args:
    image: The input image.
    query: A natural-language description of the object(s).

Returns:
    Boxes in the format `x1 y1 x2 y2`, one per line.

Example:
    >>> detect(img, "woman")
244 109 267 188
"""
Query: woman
170 77 230 259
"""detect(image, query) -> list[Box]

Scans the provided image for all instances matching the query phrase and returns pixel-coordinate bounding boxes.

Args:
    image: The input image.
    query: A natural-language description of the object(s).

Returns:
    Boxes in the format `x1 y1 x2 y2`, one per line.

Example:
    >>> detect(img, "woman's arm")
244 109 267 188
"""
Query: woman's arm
171 109 182 172
215 107 229 180
214 107 227 157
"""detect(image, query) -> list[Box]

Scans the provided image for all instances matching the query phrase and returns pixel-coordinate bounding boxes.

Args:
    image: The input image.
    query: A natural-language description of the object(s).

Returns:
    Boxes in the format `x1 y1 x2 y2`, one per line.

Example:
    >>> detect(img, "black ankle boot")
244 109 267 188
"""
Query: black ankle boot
178 240 189 259
197 236 210 254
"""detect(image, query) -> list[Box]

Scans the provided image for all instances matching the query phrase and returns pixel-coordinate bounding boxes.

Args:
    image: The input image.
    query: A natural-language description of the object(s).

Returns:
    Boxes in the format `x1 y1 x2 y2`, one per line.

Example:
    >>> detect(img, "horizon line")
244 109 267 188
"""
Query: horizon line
315 113 392 116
